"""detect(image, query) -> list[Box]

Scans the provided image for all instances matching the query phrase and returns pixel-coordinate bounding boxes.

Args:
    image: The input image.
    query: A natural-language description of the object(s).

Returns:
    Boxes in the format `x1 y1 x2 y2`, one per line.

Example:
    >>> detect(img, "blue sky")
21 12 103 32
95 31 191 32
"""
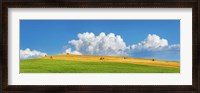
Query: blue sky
20 20 180 61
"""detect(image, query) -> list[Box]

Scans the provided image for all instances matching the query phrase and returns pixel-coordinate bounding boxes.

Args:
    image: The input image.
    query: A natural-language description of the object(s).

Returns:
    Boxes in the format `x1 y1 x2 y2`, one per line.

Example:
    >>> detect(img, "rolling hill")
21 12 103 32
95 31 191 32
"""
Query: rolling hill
20 54 180 73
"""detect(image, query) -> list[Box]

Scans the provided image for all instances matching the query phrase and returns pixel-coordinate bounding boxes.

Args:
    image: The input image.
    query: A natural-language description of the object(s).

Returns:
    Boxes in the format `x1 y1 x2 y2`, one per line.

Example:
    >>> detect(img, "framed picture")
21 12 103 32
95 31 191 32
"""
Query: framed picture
1 0 199 93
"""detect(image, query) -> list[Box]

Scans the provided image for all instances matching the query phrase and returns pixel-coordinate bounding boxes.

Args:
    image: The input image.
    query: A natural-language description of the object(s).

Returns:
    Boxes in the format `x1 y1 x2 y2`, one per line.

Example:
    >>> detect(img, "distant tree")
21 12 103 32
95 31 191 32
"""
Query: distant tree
152 59 155 61
50 56 53 59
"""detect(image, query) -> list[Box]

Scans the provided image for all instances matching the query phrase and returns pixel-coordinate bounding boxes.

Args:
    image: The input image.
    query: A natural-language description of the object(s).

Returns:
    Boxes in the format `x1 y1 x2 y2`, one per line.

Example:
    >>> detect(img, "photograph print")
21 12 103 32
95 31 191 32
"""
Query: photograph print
20 20 180 73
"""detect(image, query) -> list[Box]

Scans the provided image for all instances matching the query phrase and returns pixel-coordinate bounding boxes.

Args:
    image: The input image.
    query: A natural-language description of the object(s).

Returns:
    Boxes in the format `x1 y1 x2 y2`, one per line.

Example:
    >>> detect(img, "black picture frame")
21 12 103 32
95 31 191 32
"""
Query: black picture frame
1 0 199 93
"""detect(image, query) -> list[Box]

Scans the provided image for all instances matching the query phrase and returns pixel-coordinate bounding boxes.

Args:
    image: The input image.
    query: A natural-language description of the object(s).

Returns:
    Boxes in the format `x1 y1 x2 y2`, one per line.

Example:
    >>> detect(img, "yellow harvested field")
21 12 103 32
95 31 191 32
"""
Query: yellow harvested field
40 54 180 68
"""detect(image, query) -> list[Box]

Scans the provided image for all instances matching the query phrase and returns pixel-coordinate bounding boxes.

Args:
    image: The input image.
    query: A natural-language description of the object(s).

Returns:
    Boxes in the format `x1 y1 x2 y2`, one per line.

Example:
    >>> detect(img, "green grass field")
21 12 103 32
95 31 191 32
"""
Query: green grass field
20 59 180 73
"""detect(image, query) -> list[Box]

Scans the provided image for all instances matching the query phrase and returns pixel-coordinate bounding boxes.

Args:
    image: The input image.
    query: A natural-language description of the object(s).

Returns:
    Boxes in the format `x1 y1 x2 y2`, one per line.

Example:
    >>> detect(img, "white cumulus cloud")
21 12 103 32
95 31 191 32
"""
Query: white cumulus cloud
131 34 179 52
66 32 128 56
20 48 47 59
65 48 82 55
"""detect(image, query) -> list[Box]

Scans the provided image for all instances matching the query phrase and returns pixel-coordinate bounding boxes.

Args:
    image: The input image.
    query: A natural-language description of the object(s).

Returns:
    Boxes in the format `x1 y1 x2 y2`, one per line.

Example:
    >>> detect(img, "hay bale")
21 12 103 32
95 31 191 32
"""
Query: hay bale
100 57 104 60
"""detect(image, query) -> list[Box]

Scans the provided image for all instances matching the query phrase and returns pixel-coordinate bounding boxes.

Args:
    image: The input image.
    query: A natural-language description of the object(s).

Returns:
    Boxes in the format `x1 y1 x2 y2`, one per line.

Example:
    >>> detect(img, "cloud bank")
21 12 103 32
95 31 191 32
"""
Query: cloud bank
65 32 180 60
131 34 179 52
20 48 47 59
66 32 129 56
